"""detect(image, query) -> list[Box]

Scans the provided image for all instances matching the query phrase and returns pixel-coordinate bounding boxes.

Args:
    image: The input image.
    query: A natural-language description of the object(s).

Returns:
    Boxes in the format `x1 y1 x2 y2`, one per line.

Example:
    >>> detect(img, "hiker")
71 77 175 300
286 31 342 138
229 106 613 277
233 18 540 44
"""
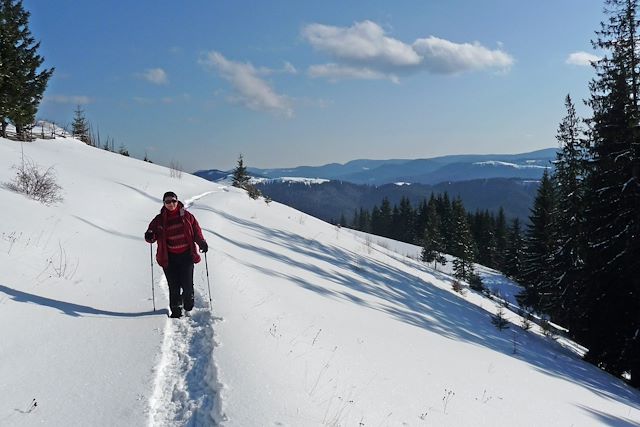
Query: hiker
144 191 208 318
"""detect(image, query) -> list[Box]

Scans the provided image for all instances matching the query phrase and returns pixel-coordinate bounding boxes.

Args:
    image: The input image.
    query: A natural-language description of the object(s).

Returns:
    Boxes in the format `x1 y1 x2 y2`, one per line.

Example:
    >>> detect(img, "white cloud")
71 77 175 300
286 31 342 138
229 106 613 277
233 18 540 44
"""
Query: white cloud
412 36 513 74
566 51 600 66
308 63 399 83
200 51 293 117
303 21 421 68
45 95 92 105
302 20 513 81
139 68 169 85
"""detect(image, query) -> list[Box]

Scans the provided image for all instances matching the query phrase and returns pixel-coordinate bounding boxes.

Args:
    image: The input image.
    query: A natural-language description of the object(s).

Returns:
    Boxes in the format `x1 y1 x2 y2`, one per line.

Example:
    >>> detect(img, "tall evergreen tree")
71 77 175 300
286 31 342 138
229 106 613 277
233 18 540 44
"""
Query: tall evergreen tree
0 0 53 139
450 198 476 281
396 196 414 243
372 197 393 238
579 0 640 384
494 208 508 271
548 94 589 327
472 209 496 268
503 218 524 279
517 170 557 312
436 193 455 254
421 200 446 269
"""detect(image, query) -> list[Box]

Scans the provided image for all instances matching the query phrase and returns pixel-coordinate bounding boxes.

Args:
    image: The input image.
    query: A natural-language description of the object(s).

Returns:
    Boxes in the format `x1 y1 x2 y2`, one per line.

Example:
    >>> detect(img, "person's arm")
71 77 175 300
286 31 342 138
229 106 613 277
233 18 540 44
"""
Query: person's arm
145 216 158 243
191 215 208 252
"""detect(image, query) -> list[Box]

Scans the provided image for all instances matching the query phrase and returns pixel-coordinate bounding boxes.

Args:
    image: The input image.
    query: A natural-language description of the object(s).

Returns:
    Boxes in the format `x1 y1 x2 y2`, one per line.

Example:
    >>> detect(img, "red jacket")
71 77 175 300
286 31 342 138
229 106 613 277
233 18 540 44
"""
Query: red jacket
145 202 206 268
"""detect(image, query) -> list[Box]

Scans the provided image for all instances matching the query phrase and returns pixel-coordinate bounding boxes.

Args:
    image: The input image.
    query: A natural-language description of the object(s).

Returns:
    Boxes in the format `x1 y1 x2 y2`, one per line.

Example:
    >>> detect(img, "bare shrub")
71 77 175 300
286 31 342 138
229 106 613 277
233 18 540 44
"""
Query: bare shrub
246 183 262 199
169 160 183 179
7 160 63 204
451 280 467 296
520 311 533 331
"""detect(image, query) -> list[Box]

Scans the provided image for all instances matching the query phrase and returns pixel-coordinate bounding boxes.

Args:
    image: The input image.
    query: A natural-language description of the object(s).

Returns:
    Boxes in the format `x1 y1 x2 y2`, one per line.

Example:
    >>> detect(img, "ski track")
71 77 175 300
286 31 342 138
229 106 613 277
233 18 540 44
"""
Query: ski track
147 191 226 426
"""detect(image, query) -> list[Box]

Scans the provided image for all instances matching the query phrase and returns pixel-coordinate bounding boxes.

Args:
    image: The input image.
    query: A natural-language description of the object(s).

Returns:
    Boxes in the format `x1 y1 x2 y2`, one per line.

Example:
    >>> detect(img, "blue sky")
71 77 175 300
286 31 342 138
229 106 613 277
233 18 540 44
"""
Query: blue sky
27 0 604 171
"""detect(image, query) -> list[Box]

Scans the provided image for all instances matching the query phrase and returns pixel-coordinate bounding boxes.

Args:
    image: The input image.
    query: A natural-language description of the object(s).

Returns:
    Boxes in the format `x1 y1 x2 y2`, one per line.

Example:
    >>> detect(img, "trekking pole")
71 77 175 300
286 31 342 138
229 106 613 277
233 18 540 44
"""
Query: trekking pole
150 243 156 312
204 252 212 310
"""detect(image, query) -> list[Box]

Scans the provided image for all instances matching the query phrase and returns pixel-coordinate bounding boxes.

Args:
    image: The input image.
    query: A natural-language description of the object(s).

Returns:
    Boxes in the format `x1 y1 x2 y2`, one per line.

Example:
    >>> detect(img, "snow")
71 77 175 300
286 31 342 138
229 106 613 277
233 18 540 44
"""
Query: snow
1 136 640 426
473 160 549 169
250 176 330 185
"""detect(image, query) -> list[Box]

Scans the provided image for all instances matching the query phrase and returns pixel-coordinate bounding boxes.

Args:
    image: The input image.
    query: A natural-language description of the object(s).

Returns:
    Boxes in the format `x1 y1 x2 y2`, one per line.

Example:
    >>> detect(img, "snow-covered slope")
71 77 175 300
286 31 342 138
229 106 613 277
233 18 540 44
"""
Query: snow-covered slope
1 137 639 426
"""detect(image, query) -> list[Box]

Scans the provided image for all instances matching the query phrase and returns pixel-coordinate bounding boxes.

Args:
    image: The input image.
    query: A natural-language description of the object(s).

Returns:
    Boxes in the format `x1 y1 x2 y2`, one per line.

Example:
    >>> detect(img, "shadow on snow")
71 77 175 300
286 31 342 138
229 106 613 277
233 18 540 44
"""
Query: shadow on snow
195 205 640 413
0 284 166 318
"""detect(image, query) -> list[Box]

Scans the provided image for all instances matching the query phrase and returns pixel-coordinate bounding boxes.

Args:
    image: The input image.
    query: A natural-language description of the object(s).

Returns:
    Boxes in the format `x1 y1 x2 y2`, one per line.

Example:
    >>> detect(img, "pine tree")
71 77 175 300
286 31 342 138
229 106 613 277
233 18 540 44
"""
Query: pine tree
578 0 640 384
0 0 54 140
357 208 370 232
548 94 589 327
421 200 446 269
396 197 415 243
503 218 524 279
450 198 476 281
232 154 251 189
517 170 556 312
71 105 91 144
472 209 497 268
494 208 508 271
372 198 393 238
436 193 455 254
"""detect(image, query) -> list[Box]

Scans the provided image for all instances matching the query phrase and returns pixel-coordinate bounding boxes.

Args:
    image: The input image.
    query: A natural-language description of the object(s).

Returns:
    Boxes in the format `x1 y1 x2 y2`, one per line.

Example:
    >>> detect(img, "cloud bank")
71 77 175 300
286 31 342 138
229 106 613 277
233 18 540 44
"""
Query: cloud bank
201 51 293 117
566 51 600 66
302 20 513 81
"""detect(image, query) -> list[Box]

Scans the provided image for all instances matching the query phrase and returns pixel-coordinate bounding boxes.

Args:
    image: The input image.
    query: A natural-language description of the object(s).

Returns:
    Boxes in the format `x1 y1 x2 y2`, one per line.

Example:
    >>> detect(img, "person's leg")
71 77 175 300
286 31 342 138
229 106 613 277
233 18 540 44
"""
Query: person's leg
176 252 195 311
164 256 183 317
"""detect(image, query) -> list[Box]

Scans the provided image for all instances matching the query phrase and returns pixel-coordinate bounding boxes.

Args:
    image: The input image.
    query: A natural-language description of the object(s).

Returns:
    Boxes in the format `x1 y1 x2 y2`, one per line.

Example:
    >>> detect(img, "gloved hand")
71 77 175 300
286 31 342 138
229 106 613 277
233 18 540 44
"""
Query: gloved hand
199 240 208 253
144 230 155 242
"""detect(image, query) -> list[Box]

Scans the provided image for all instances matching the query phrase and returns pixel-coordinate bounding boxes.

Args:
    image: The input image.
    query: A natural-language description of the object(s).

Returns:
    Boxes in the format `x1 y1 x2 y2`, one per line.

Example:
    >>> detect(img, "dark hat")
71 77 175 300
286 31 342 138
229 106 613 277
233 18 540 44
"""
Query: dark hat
163 191 177 201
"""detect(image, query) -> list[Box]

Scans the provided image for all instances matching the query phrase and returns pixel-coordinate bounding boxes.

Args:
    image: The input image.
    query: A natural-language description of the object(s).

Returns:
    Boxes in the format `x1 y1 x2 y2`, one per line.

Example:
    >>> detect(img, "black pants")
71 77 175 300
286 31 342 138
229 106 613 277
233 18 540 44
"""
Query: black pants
163 251 195 312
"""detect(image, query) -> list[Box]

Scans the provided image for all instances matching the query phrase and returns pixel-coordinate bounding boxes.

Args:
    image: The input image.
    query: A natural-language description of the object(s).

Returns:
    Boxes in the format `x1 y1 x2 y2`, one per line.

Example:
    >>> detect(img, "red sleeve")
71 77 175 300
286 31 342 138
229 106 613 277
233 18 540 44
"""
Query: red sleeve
146 215 160 242
190 213 206 245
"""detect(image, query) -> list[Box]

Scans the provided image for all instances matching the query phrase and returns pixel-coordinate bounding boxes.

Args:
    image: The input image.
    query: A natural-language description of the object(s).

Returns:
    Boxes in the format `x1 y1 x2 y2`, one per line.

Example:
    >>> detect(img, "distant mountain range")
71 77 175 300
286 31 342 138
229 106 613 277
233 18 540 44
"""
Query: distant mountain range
193 148 556 223
240 148 556 185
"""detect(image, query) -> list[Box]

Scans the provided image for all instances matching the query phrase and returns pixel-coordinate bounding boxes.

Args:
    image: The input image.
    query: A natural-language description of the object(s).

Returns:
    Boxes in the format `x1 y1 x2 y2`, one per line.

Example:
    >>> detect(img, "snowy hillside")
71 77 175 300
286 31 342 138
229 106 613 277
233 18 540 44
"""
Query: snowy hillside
1 137 639 426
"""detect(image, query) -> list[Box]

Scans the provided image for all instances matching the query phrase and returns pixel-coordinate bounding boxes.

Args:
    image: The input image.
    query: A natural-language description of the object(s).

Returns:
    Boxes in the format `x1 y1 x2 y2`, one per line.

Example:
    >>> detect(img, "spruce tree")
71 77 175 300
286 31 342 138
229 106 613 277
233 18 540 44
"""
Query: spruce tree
494 208 508 271
421 200 446 269
377 198 393 238
503 218 524 279
71 105 91 144
548 94 589 327
0 0 54 139
396 197 415 243
579 0 640 383
450 198 476 281
517 170 556 312
232 154 251 189
437 193 455 254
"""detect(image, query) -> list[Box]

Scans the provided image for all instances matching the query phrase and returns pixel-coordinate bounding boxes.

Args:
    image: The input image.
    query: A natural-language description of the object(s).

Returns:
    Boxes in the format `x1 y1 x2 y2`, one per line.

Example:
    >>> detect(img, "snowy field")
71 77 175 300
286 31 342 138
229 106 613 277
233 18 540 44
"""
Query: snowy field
1 136 640 426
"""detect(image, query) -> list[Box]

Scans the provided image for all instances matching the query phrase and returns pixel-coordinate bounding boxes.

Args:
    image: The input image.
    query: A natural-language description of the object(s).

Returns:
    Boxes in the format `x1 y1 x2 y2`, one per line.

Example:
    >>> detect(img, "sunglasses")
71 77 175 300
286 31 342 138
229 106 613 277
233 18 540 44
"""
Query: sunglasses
164 199 178 204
